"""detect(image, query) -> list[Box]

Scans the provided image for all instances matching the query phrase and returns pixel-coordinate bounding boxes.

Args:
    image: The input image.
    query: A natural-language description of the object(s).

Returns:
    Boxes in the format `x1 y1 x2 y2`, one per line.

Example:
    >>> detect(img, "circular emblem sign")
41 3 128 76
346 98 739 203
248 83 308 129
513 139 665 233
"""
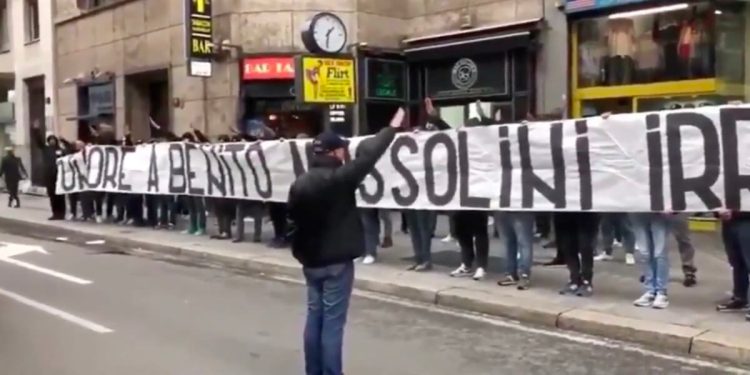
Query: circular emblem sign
451 58 478 90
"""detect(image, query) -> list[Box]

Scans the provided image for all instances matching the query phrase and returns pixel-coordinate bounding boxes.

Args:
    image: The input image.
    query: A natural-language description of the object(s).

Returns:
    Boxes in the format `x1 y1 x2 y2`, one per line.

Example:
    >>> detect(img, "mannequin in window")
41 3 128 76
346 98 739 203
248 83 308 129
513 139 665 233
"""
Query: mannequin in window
655 13 682 80
578 22 607 87
606 18 636 85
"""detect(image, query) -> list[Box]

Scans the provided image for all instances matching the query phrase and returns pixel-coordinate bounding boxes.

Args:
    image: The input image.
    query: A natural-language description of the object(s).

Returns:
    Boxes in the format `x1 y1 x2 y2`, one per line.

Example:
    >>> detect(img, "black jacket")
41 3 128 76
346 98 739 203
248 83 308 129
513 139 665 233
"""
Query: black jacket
0 154 26 183
288 127 397 268
32 130 65 186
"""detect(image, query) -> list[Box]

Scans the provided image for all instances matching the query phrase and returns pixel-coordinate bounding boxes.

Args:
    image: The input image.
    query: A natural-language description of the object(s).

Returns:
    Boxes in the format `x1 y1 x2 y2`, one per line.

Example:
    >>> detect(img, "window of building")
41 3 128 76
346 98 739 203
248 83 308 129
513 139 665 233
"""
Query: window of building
77 0 112 11
25 0 39 42
0 0 9 52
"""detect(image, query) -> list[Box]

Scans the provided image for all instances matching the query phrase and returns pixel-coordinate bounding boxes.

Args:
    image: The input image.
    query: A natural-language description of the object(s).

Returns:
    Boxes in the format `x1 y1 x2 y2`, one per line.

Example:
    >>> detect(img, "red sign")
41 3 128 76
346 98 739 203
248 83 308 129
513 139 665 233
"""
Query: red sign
242 57 295 80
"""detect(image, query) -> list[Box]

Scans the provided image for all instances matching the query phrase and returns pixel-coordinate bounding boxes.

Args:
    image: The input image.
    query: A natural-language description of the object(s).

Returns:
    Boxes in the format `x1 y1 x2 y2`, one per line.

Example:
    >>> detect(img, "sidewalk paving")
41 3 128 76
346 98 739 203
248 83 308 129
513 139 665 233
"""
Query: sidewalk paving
3 195 750 365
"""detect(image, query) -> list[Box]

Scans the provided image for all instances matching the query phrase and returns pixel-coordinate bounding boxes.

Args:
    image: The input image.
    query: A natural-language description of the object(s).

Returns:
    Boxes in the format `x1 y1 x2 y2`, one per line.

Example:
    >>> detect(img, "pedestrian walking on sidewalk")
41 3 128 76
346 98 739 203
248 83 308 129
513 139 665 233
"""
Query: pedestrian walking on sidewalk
288 108 402 375
0 146 27 208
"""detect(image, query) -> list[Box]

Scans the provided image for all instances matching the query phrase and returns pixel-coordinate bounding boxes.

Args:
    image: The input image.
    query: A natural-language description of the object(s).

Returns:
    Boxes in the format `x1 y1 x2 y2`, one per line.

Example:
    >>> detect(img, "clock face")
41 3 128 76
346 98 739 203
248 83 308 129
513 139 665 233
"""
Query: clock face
312 13 347 53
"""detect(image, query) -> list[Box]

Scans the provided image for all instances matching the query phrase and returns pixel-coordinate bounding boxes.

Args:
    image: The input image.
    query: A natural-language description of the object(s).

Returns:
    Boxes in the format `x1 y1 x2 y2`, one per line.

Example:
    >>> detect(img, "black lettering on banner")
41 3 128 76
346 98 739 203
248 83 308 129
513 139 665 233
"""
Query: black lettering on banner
60 159 74 192
646 114 664 211
202 145 225 196
102 147 120 189
147 144 159 193
666 112 721 210
225 143 249 197
498 126 512 208
184 143 205 196
168 143 186 194
244 143 272 199
575 120 592 210
390 136 419 206
720 108 750 210
518 123 566 208
87 146 104 189
424 133 458 206
290 141 307 177
71 158 87 190
216 145 236 196
356 141 385 204
117 147 134 191
458 131 489 208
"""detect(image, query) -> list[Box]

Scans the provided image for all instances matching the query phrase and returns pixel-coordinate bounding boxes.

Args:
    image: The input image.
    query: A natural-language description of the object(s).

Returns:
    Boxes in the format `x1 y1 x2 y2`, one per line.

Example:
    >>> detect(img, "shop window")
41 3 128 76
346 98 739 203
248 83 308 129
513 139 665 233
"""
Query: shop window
576 2 721 88
0 0 9 52
25 0 39 42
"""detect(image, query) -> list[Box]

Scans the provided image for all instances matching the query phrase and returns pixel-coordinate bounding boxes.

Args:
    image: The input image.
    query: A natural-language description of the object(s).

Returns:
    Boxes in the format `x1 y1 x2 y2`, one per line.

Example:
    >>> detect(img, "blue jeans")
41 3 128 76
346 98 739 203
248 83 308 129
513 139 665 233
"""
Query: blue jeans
360 209 380 257
303 261 355 375
722 219 750 302
630 213 670 295
405 210 435 264
496 212 535 277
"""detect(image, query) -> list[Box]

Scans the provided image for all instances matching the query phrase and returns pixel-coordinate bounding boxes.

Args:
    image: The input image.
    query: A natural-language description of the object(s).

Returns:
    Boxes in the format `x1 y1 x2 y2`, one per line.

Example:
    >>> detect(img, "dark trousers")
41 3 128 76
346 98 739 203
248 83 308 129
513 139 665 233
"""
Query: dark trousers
127 194 144 225
46 184 65 218
556 212 600 285
68 193 80 218
454 211 489 269
361 208 380 257
215 198 234 237
236 201 264 242
722 219 750 302
145 195 159 227
106 193 125 221
5 179 18 207
80 192 96 219
158 195 177 226
535 213 552 239
405 210 435 265
269 202 288 241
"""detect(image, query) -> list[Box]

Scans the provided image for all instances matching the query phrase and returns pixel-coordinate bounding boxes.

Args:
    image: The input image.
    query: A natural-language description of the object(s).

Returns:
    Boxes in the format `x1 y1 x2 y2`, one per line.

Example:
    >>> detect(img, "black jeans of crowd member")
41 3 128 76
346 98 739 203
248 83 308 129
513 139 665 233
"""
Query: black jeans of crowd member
555 212 600 286
46 183 66 219
269 202 288 242
235 201 264 242
5 178 19 207
144 194 160 227
68 193 80 218
722 218 750 304
213 198 234 238
454 211 489 270
158 195 177 227
535 213 552 239
126 194 145 226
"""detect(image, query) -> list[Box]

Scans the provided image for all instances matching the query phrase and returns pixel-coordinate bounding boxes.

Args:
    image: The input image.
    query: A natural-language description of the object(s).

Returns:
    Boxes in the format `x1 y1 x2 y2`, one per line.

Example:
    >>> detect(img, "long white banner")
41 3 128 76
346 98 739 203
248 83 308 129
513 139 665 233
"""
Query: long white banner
56 105 750 212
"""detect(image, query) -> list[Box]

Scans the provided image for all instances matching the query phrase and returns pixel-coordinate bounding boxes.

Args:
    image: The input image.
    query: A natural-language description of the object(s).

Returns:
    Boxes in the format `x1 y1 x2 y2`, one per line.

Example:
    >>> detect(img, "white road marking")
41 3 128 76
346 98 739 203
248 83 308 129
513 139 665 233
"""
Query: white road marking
267 274 750 374
0 258 92 285
85 240 106 245
0 287 113 333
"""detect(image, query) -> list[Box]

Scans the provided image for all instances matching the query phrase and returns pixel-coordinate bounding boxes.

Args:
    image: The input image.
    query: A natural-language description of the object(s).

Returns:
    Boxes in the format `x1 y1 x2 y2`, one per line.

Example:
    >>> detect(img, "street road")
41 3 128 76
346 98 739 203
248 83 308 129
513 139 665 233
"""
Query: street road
0 231 744 375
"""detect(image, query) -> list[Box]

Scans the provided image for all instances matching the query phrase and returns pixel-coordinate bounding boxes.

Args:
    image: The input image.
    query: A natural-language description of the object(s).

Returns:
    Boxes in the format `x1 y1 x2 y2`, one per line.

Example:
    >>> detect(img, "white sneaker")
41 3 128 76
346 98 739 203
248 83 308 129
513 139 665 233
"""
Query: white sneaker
362 255 376 265
633 292 655 307
450 264 472 277
594 253 613 261
95 216 103 224
441 235 455 243
625 253 636 265
473 267 486 281
613 240 623 248
652 293 669 309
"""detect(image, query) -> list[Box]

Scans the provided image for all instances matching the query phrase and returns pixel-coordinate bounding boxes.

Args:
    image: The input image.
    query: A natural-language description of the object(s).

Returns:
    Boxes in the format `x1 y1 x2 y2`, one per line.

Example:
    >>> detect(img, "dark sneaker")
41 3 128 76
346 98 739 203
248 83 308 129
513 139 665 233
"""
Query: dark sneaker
559 282 579 296
497 274 518 287
381 236 393 248
517 274 531 290
543 258 565 266
717 297 748 312
414 262 433 272
576 281 593 297
683 274 697 287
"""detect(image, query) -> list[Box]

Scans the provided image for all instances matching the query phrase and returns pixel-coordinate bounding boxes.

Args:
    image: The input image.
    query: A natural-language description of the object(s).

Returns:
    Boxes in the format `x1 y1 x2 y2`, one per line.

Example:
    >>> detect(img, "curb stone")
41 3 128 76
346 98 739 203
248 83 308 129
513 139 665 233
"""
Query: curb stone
1 216 749 365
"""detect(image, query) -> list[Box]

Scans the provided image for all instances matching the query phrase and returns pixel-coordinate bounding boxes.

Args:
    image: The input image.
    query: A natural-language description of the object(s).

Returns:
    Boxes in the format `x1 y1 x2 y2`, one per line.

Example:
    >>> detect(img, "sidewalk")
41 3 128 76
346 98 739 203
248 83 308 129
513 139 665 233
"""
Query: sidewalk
3 195 750 365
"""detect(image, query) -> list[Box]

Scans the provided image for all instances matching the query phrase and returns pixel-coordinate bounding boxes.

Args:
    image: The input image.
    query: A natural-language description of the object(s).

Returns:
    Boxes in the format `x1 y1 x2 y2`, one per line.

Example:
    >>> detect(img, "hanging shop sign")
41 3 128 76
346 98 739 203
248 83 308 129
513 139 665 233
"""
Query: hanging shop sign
296 56 356 104
425 56 508 99
242 57 295 80
565 0 652 13
184 0 213 77
365 58 405 101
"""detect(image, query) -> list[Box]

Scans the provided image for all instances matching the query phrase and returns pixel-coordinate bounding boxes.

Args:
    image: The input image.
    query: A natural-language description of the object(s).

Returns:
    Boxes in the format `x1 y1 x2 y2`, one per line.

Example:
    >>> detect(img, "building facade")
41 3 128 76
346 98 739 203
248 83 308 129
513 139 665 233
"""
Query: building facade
53 0 567 141
0 0 55 186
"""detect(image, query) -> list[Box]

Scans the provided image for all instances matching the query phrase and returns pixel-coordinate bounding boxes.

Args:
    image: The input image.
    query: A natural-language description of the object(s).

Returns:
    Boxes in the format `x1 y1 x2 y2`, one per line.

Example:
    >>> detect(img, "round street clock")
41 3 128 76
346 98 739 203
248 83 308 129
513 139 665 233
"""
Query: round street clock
301 12 348 54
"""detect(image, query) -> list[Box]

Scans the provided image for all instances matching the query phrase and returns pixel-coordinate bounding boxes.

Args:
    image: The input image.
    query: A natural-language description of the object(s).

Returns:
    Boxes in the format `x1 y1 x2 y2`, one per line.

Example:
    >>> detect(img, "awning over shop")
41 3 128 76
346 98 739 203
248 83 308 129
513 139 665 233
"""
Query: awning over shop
403 18 541 62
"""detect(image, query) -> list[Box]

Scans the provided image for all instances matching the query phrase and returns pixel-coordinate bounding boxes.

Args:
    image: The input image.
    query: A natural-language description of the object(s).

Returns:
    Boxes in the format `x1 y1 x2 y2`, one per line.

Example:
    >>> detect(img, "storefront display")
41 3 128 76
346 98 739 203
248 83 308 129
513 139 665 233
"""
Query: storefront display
569 0 749 117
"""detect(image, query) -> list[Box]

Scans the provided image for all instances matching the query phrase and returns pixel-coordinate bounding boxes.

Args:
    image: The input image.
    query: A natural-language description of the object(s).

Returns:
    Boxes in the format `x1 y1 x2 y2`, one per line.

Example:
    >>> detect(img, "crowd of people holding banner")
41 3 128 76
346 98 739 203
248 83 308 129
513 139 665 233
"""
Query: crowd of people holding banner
26 98 750 319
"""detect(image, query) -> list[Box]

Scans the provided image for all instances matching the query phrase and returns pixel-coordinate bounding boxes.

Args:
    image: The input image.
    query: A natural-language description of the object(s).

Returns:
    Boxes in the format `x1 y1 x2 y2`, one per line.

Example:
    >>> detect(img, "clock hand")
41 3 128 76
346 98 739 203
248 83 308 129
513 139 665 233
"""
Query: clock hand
325 27 334 48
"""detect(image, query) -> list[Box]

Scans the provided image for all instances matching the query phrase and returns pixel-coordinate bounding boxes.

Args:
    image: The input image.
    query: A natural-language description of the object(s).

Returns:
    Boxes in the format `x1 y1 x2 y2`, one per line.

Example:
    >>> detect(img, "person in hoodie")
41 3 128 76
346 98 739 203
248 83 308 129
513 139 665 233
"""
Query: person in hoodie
0 146 27 208
404 98 450 272
450 101 491 281
32 121 66 220
287 107 402 375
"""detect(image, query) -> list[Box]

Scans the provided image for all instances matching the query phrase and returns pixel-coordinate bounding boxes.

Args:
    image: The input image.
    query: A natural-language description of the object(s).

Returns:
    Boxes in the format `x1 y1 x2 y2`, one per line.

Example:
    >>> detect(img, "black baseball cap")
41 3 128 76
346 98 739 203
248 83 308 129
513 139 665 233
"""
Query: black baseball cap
312 131 349 154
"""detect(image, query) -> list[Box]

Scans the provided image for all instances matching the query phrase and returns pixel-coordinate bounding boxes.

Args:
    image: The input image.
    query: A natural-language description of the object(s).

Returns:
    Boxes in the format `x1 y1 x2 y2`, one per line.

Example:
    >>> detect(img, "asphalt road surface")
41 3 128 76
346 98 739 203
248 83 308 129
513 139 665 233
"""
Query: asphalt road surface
0 231 745 375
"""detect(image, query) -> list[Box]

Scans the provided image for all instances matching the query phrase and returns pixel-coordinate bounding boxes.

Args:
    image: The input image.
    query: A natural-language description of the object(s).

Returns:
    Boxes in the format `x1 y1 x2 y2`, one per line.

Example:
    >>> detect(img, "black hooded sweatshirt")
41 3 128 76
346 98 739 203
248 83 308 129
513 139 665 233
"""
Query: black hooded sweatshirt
32 129 65 187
